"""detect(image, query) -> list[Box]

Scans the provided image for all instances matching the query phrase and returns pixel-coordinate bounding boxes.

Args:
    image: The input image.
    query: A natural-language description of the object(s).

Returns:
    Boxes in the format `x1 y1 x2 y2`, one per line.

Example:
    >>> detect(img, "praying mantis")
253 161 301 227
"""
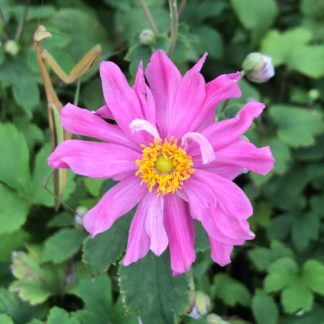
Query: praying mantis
33 25 102 210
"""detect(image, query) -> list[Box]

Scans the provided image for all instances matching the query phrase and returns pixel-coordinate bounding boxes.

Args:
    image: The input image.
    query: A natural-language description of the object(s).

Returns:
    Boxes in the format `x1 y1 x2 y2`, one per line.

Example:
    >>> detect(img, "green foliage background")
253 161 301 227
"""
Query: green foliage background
0 0 324 323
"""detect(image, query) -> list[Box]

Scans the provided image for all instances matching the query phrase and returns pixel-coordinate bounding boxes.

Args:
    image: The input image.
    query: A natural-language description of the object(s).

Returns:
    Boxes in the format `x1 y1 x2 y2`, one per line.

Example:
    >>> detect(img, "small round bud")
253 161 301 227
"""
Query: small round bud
242 52 275 83
4 40 19 56
75 206 88 226
187 290 210 318
139 29 156 46
308 89 319 102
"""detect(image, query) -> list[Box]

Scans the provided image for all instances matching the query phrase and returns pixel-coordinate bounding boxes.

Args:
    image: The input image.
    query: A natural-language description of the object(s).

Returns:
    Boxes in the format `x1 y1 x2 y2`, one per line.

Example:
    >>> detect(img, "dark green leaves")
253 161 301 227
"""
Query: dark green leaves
120 253 189 323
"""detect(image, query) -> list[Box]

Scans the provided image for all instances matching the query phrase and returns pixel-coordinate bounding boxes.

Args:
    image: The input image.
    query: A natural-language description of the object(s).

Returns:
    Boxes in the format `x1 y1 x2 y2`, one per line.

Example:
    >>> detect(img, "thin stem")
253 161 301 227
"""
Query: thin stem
167 0 179 56
139 0 158 34
15 0 30 42
220 99 230 115
178 0 187 17
278 67 289 102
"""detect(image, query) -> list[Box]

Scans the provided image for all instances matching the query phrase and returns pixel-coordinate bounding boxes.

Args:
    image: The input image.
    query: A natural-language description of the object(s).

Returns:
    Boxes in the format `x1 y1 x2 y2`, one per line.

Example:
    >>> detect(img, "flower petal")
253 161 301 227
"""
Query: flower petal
100 61 145 142
144 193 168 256
134 61 156 125
190 52 207 73
167 70 206 138
214 139 274 176
193 170 253 219
201 101 266 149
195 72 242 131
182 132 215 164
95 104 114 119
146 50 181 136
130 119 160 139
164 195 195 275
83 175 146 236
123 199 150 266
209 238 233 266
48 140 140 179
60 103 138 149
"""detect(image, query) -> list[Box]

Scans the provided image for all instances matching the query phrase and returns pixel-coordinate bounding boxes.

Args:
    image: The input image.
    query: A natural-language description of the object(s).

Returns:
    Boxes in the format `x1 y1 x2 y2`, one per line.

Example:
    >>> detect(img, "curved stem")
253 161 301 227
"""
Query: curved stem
167 0 178 56
15 0 30 42
139 0 158 34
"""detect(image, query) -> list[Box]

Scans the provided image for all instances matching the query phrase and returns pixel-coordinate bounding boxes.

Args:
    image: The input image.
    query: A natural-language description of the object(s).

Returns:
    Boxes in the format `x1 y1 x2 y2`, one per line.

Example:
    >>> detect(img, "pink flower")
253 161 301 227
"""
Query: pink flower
48 50 274 275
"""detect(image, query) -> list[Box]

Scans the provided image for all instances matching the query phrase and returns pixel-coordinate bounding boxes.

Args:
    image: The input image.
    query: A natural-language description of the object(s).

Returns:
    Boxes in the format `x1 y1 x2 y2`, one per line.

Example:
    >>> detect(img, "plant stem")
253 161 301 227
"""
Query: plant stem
178 0 187 17
139 0 158 34
15 0 30 42
220 99 229 115
167 0 178 56
0 9 11 40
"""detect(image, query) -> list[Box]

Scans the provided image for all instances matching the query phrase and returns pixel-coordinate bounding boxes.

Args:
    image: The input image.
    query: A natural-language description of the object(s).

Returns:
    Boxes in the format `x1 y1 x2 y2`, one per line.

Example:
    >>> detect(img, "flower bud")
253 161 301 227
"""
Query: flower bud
4 40 19 56
75 206 88 226
139 29 156 46
242 52 274 83
187 290 210 318
308 89 319 102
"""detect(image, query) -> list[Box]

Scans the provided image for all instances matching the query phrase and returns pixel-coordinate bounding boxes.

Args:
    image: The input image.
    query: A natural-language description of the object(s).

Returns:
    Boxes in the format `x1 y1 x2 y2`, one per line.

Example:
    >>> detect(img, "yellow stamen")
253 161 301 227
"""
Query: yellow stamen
135 138 194 195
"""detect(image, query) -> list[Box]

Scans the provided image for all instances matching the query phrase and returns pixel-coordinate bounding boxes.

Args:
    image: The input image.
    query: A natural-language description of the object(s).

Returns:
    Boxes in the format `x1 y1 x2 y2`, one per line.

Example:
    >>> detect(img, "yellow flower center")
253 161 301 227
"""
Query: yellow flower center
135 137 194 195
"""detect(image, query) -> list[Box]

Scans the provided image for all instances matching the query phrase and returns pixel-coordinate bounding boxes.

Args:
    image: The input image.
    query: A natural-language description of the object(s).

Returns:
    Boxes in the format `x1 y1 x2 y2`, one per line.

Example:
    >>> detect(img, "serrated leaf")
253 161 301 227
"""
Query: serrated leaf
231 0 278 40
0 123 30 195
269 105 324 148
269 139 290 174
302 260 324 295
0 288 46 324
10 246 64 305
82 213 130 274
0 184 29 235
252 289 279 324
264 257 299 293
213 273 251 307
291 212 320 251
281 282 313 314
47 307 80 324
42 228 86 264
248 241 293 271
120 252 188 323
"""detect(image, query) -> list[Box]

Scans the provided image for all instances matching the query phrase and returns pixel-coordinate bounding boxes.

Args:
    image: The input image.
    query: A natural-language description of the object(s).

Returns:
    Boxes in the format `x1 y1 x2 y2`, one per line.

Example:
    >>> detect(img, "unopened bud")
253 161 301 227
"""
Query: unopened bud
139 29 155 46
75 206 88 225
4 40 19 56
187 290 210 318
242 52 274 83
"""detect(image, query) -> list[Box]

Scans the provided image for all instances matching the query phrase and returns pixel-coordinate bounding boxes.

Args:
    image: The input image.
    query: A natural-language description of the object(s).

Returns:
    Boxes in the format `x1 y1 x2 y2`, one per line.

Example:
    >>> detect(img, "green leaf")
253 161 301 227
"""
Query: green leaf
291 212 320 251
261 28 312 65
269 139 290 174
0 288 46 324
193 26 223 59
261 28 324 78
0 314 14 324
264 257 299 293
302 260 324 295
48 9 113 60
47 307 80 324
84 178 104 197
281 282 313 314
120 252 188 323
213 274 251 307
248 241 294 271
0 230 30 262
0 184 29 235
252 289 279 324
0 123 30 195
269 105 324 148
42 228 86 264
231 0 278 40
10 246 64 305
82 213 131 274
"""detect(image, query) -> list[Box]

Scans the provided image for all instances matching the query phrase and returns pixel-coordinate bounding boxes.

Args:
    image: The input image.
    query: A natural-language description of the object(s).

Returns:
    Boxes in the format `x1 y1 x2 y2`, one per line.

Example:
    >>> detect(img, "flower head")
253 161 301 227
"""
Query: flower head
48 50 274 275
